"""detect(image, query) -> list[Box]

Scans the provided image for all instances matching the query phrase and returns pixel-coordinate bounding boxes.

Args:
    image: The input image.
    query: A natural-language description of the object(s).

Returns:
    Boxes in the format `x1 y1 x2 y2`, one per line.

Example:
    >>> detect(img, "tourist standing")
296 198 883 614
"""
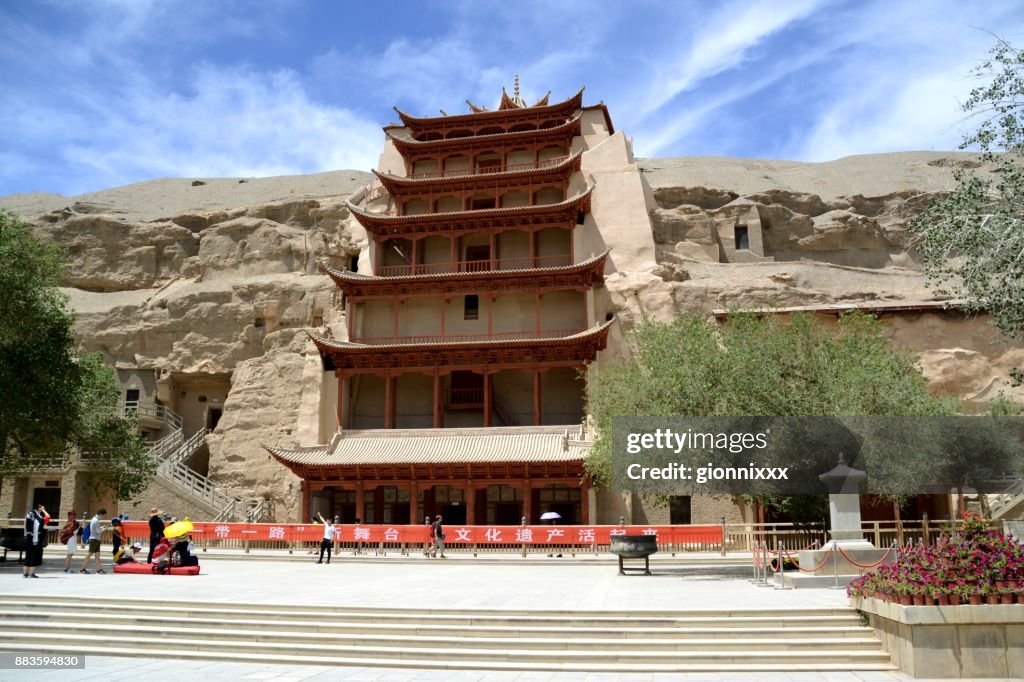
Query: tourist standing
23 504 47 578
431 515 446 558
316 512 335 564
79 508 106 574
60 511 79 573
147 508 164 563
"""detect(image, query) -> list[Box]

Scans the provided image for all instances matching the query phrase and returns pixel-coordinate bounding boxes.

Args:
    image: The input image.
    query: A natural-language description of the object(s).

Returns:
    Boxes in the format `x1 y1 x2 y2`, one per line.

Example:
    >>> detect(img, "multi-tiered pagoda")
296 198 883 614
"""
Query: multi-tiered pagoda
268 82 646 526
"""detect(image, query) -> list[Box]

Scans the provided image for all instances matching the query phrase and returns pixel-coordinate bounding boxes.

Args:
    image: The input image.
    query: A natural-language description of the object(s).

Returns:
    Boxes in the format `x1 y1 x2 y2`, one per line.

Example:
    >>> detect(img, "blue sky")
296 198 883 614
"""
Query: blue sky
2 0 1022 197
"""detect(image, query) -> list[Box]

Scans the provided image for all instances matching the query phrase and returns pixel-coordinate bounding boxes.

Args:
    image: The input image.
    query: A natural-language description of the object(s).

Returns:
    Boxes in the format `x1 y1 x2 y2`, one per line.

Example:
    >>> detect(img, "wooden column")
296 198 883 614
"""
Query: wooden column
483 372 492 427
581 478 591 525
384 374 394 429
487 295 494 336
410 480 419 526
489 232 496 271
465 481 475 525
392 299 400 340
336 372 346 429
522 479 532 524
450 233 456 271
569 223 575 262
301 480 310 523
355 481 365 523
529 229 537 268
411 237 419 274
347 301 356 341
440 298 447 337
432 372 441 429
533 369 541 426
535 292 542 335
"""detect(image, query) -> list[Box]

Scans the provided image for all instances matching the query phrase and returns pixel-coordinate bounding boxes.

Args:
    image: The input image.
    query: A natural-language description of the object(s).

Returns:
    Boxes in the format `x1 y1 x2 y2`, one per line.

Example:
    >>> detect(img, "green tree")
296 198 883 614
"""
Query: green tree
0 209 153 499
584 312 954 502
909 37 1024 383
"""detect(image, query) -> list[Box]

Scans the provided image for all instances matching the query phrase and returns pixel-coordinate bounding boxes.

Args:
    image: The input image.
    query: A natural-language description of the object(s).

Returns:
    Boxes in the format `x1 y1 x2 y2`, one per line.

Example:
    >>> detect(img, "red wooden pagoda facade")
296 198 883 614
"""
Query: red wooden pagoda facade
269 83 615 526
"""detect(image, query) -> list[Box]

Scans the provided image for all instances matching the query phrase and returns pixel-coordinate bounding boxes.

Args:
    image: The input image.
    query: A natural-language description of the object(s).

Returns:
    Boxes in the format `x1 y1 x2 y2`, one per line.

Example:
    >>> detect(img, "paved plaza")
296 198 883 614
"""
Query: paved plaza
0 556 1010 681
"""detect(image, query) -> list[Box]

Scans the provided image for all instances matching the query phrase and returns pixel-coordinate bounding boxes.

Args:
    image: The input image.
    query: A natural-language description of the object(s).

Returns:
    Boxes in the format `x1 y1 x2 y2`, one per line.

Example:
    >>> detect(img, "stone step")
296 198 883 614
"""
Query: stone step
0 633 894 668
0 643 899 673
0 609 871 639
0 598 861 627
0 618 884 652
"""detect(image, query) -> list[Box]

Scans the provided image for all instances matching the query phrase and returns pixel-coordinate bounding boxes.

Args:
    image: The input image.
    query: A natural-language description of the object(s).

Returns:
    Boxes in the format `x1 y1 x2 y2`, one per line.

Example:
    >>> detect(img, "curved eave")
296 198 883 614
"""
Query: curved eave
392 89 584 128
386 115 582 155
371 151 583 194
265 444 329 477
308 319 614 372
347 186 593 234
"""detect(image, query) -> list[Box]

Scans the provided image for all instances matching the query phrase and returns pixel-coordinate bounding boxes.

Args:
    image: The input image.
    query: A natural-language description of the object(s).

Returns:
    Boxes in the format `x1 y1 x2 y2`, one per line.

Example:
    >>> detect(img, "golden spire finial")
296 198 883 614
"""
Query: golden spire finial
514 74 520 99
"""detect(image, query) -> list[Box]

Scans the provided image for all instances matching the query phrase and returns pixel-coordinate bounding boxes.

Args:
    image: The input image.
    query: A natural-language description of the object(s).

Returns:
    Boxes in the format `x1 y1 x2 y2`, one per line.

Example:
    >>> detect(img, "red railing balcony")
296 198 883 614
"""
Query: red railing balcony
353 328 584 345
409 155 571 180
375 254 572 277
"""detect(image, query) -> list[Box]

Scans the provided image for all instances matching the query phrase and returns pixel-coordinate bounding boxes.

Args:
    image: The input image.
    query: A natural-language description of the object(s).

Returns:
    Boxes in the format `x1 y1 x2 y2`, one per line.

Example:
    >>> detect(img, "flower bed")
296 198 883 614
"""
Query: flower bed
847 513 1024 606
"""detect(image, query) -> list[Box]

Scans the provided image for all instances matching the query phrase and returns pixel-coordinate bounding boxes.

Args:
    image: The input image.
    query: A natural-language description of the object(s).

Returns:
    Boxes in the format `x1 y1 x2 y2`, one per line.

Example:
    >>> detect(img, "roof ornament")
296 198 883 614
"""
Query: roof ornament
511 74 527 108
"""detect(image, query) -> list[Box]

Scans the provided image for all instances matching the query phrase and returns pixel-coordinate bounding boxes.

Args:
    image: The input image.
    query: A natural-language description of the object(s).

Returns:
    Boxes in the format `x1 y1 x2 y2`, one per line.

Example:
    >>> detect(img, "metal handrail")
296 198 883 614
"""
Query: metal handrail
122 400 183 431
376 254 572 277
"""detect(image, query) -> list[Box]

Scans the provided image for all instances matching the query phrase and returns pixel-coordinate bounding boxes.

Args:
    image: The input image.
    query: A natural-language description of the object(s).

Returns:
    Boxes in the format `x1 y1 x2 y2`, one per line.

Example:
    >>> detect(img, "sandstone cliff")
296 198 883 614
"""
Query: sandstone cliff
3 153 1020 520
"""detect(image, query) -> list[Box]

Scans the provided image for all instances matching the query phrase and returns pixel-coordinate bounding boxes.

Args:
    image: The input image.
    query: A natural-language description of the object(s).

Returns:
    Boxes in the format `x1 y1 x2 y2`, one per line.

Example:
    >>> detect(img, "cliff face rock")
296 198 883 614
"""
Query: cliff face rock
2 153 1020 520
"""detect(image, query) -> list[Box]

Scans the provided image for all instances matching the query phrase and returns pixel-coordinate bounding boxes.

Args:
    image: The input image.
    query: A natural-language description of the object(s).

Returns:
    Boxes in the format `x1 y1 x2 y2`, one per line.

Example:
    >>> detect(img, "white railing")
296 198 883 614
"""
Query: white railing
123 400 183 432
160 429 207 469
990 478 1024 519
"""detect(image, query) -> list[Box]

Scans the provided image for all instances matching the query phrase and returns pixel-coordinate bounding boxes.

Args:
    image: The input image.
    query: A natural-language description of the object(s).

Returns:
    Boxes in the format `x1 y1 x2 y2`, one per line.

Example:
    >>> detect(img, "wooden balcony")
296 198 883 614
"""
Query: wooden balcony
376 254 572 277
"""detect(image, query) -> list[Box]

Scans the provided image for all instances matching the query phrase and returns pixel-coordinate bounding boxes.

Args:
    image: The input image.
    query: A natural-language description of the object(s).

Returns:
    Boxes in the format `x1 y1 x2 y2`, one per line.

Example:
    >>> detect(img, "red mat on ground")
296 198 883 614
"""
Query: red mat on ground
112 563 200 576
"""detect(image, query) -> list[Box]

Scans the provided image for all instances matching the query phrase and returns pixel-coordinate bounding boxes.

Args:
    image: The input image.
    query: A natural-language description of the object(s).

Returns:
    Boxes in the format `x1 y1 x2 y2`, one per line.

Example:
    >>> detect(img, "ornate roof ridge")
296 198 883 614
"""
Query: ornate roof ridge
393 88 584 126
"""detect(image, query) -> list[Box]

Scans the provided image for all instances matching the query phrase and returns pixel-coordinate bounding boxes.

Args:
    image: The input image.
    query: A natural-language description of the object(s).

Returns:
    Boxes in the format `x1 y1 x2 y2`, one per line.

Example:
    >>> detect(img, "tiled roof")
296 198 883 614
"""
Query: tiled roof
711 299 969 319
307 319 614 353
390 89 584 127
265 425 590 466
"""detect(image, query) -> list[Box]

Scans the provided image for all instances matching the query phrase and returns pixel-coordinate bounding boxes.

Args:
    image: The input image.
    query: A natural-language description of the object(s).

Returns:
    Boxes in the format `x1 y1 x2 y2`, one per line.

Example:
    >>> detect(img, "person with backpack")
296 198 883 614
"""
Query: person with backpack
60 511 80 573
79 508 107 574
431 515 446 558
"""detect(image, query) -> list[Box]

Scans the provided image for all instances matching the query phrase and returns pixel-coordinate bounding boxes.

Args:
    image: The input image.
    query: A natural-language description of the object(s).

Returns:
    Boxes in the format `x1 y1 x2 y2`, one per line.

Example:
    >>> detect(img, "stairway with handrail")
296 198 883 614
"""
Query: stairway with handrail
126 401 256 522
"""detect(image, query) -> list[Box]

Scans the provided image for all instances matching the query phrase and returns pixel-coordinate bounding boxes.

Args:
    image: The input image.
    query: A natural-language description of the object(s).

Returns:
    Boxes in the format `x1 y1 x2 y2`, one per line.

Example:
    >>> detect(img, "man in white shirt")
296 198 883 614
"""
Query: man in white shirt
316 512 336 564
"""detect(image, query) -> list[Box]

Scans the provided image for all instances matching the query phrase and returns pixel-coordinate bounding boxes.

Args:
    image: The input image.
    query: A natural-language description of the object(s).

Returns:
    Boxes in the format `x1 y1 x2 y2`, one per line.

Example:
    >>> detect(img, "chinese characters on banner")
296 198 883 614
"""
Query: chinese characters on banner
122 521 722 544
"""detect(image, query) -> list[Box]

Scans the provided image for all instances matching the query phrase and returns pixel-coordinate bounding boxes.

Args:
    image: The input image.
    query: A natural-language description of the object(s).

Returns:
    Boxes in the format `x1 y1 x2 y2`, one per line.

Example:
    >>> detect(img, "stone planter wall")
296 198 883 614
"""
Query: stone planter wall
852 595 1024 678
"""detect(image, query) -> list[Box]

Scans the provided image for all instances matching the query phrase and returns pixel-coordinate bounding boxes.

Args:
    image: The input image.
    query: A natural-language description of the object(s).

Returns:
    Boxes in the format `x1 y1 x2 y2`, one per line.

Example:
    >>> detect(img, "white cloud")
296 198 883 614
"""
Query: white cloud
633 0 823 120
22 65 382 194
795 71 972 161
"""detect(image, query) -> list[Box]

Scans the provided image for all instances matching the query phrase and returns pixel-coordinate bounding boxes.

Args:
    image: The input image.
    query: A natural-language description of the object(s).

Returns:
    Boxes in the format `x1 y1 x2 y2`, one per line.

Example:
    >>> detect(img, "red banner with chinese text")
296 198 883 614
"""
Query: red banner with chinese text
122 521 722 545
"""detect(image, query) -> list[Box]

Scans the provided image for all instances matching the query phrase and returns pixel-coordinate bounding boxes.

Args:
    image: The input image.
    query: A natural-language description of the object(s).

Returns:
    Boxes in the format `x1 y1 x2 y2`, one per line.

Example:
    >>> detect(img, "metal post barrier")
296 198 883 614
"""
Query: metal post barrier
832 543 840 589
750 541 760 583
758 541 773 587
720 515 727 557
774 541 790 590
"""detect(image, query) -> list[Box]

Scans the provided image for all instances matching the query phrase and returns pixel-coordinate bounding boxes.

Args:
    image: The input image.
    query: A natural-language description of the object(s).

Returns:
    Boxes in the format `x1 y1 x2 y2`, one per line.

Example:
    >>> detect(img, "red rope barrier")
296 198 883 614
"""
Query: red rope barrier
837 543 895 569
781 546 835 573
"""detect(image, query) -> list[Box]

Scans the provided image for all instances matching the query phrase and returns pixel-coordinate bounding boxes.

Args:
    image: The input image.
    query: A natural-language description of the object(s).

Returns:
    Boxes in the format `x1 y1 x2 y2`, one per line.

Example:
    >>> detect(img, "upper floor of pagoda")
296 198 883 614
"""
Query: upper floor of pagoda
386 82 592 141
